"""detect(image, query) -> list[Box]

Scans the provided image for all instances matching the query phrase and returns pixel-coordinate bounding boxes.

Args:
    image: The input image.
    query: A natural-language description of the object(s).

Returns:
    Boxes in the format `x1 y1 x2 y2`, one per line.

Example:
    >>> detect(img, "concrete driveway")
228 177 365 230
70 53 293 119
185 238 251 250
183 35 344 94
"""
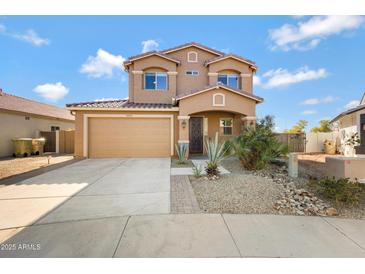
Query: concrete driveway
0 158 170 230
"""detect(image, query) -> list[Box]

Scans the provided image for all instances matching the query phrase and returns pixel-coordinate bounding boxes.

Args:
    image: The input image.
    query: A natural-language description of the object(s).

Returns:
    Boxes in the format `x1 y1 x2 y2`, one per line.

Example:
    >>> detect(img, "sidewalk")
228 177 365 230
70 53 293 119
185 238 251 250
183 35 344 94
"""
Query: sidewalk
1 214 365 258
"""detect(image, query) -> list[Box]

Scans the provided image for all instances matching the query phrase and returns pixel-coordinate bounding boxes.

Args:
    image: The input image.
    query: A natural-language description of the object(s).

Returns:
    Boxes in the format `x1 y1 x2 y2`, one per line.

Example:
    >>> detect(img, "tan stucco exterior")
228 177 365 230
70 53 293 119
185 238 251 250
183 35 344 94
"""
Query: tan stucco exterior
74 110 179 158
0 109 75 157
126 44 256 105
70 43 262 158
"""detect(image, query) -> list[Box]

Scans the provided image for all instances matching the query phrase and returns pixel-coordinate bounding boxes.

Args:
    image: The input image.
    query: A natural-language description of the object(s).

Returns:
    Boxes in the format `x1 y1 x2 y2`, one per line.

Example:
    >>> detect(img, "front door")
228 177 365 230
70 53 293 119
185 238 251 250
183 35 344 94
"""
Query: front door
189 117 203 154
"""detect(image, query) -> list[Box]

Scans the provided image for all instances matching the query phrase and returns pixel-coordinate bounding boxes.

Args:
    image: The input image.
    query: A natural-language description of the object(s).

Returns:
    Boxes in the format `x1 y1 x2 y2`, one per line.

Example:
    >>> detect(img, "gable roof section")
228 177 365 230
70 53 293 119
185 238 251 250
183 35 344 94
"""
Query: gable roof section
161 42 224 56
330 103 365 123
0 91 74 121
123 51 181 68
205 54 257 70
175 84 263 103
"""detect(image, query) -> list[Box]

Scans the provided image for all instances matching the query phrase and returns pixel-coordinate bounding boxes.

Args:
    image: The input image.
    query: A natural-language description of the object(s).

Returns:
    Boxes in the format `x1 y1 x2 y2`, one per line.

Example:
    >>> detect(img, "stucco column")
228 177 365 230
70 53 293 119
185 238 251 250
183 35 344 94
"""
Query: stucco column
132 70 143 91
208 72 218 86
167 71 178 97
241 116 256 131
178 116 190 158
240 73 252 92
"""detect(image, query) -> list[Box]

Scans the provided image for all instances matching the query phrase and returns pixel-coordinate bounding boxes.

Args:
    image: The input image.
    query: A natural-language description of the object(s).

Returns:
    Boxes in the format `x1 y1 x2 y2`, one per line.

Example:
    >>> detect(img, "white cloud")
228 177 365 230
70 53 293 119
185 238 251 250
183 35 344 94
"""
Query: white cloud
80 49 125 78
12 29 49 46
301 95 338 105
345 100 360 109
257 66 328 89
269 16 365 51
94 98 119 102
0 24 49 46
253 75 261 86
301 110 317 115
141 39 159 53
301 98 320 105
33 82 69 101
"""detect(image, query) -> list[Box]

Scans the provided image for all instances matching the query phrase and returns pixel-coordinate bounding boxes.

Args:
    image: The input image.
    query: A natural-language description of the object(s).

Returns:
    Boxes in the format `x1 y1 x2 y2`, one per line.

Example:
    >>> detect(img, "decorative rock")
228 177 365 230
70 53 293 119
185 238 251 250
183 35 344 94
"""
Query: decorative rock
326 207 338 216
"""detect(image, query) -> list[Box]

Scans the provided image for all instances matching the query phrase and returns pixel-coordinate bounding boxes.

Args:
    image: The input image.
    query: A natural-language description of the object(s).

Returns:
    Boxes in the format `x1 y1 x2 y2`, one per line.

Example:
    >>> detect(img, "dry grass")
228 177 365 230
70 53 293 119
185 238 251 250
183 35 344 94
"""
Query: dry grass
0 154 74 180
171 157 193 168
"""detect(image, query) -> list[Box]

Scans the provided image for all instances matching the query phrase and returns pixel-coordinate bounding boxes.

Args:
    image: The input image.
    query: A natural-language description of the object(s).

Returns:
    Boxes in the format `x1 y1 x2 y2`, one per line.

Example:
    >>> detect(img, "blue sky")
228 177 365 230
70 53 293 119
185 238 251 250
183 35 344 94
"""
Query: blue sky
0 16 364 131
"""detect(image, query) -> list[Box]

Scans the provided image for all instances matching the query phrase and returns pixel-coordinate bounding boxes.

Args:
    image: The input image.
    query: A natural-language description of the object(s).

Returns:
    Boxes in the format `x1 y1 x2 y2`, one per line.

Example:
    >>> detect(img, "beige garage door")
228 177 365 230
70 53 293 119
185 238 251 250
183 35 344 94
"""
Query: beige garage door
88 117 171 158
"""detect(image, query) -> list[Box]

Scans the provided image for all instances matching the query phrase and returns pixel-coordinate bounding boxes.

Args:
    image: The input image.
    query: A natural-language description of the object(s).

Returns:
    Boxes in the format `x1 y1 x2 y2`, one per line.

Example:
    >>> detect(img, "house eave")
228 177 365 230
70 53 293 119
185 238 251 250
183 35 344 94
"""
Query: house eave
66 107 180 112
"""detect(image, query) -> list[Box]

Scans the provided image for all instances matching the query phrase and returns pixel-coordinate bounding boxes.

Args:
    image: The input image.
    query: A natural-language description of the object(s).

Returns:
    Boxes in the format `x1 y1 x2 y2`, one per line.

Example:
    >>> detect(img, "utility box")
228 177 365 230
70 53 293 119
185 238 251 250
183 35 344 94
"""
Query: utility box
288 153 299 178
12 138 33 157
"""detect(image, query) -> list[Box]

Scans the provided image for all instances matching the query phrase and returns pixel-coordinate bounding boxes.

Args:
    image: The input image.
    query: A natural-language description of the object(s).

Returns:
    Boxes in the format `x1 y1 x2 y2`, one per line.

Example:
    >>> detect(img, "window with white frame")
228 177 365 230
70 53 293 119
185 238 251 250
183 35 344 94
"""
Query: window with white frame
218 74 239 89
220 118 233 135
187 51 198 62
185 70 199 76
144 72 168 90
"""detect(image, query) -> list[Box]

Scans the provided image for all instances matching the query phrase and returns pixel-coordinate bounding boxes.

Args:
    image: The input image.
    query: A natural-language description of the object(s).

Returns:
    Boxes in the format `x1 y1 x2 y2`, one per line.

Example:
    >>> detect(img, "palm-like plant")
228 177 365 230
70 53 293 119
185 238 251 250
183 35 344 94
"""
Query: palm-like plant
230 115 288 170
175 143 188 164
205 132 228 177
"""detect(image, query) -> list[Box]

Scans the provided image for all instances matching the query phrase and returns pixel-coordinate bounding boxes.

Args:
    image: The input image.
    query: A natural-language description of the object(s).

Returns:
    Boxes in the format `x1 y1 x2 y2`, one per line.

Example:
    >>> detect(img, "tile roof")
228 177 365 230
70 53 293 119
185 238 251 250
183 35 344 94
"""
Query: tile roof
161 42 225 56
123 51 181 67
205 54 257 68
66 99 128 108
175 84 263 102
0 91 74 121
66 99 175 109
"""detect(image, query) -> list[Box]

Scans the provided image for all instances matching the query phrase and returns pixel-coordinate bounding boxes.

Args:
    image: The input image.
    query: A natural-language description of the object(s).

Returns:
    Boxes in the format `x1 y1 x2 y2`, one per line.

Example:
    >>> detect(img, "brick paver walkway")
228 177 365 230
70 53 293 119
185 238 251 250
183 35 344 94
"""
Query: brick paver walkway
170 175 201 214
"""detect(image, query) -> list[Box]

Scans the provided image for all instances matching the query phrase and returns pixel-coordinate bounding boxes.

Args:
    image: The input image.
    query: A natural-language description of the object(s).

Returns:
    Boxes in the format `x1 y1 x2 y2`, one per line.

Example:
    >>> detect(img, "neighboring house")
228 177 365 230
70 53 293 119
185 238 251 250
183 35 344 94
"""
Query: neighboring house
330 91 365 156
0 90 75 157
66 42 263 158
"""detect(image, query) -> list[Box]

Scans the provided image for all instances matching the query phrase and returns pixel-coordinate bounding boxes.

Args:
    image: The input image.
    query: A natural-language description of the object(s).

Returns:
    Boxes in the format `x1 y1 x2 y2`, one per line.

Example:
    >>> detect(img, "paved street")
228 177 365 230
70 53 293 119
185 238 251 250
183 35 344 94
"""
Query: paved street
1 214 365 257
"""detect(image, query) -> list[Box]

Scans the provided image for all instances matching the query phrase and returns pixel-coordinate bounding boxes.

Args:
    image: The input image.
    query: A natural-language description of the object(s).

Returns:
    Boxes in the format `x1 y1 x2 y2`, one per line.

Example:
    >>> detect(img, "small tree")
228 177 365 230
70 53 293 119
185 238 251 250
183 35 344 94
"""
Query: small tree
284 120 308 133
311 120 332 133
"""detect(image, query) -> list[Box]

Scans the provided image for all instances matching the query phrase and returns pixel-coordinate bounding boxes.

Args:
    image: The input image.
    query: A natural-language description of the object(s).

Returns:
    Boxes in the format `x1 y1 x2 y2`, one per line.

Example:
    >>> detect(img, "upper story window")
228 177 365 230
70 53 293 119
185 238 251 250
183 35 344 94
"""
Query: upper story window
187 51 198 63
144 72 168 90
186 70 199 76
218 74 239 89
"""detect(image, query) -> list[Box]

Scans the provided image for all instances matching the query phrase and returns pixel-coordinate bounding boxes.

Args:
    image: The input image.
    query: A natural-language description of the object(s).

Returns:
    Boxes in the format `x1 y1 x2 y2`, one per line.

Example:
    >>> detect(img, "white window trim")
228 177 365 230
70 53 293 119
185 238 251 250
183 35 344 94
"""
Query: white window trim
217 74 239 89
187 51 198 63
83 114 175 157
213 93 225 107
185 70 199 76
144 72 168 91
219 118 234 136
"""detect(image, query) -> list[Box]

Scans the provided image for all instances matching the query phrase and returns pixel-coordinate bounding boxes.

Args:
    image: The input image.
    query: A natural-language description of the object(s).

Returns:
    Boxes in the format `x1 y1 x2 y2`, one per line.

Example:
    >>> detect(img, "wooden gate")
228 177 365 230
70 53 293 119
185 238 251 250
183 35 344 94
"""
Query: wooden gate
59 130 75 154
276 133 305 153
40 131 56 152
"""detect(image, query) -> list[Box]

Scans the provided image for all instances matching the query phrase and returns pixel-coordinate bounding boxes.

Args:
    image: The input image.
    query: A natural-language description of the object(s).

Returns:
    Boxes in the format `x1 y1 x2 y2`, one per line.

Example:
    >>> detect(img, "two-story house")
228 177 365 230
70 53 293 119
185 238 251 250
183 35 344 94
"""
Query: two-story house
67 42 263 158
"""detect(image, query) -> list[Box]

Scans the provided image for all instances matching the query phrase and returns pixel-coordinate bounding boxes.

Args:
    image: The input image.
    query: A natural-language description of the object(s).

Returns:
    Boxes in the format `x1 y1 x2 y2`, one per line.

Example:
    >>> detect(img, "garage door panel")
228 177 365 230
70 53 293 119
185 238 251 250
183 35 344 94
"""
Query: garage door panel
88 117 171 158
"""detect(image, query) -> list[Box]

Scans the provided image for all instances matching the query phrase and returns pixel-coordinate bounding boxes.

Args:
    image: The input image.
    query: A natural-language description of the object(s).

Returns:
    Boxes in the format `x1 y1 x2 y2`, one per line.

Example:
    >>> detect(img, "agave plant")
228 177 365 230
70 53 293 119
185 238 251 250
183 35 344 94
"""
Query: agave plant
175 143 188 164
205 132 228 177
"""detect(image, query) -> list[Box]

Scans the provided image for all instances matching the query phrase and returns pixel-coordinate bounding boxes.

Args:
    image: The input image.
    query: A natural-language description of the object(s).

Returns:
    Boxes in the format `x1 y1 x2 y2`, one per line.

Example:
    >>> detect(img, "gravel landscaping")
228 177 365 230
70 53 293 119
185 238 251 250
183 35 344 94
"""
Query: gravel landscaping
0 154 74 180
170 157 193 168
189 157 365 219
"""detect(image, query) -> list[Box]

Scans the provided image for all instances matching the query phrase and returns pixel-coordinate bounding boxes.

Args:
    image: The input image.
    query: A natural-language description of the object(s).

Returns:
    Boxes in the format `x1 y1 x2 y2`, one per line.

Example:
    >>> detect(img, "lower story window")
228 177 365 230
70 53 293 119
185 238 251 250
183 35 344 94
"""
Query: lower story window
220 118 233 135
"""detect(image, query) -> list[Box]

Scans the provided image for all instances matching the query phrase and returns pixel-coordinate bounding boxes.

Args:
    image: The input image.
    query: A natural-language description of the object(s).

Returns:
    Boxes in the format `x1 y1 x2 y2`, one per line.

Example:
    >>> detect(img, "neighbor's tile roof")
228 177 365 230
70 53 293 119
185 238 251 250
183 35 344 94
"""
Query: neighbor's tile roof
66 99 174 109
0 91 74 121
330 103 365 123
175 84 263 102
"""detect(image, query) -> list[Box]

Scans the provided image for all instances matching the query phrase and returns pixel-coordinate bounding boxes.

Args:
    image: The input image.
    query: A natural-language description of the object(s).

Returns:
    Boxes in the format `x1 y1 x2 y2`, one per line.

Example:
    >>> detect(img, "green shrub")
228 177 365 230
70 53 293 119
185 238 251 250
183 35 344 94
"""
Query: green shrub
205 132 228 177
230 115 288 170
175 143 188 164
192 163 203 178
309 177 365 207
